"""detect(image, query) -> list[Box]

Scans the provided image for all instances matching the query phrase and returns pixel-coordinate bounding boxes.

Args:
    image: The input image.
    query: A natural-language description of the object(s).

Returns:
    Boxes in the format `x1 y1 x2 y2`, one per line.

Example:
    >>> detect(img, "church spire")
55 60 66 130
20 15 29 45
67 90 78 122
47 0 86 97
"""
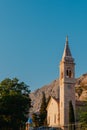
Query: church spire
66 35 68 44
62 36 72 59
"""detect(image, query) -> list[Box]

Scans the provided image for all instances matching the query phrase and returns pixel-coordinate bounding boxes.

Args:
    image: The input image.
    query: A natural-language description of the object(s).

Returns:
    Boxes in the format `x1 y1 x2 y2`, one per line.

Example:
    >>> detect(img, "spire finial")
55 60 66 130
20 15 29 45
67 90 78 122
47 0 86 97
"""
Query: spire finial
66 35 68 44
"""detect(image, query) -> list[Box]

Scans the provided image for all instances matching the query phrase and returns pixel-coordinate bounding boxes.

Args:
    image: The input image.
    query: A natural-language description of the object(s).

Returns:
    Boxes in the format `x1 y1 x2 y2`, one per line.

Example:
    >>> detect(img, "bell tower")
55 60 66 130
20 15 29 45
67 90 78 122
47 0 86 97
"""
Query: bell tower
59 36 75 129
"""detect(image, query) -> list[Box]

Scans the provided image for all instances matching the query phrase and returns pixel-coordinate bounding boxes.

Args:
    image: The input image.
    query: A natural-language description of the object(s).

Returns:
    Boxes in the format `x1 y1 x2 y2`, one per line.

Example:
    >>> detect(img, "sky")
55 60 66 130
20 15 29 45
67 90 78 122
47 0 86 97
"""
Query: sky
0 0 87 91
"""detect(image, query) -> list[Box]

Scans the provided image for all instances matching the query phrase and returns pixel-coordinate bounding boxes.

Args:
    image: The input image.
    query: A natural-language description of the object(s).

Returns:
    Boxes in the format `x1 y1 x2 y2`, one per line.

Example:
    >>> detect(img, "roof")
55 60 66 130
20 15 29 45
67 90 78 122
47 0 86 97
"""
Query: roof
62 36 72 59
46 96 59 110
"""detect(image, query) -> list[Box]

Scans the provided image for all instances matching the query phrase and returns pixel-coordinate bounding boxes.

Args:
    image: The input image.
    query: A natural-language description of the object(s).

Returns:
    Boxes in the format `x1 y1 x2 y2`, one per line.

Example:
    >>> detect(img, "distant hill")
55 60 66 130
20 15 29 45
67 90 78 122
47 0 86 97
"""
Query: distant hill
30 73 87 113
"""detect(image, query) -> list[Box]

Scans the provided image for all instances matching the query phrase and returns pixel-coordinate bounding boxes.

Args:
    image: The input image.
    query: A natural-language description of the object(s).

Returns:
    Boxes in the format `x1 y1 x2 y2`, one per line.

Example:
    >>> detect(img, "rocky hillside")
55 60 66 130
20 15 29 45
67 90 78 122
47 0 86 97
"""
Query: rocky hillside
30 73 87 113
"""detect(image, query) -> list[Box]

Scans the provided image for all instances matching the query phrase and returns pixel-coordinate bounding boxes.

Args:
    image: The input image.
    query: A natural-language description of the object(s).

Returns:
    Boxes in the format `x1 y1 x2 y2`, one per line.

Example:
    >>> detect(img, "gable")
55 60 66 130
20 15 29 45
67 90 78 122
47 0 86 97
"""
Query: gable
46 97 59 111
46 97 60 127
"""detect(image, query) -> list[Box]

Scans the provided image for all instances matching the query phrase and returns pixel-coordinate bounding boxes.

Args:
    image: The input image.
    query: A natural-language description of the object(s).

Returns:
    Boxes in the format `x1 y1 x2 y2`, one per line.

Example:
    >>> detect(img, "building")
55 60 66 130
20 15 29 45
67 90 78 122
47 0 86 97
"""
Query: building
47 36 75 130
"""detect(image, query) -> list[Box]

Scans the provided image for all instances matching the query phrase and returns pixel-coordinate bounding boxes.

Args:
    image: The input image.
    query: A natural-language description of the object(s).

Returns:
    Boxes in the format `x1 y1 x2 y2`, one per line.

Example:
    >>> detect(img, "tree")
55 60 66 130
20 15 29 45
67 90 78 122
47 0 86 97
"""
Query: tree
0 78 31 130
78 102 87 125
32 113 40 127
39 92 47 126
69 100 75 130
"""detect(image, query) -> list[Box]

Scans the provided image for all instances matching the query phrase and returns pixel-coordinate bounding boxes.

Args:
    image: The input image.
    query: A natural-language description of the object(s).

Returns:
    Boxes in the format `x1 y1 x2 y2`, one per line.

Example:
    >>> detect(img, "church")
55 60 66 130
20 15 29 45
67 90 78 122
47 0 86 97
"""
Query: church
46 36 75 130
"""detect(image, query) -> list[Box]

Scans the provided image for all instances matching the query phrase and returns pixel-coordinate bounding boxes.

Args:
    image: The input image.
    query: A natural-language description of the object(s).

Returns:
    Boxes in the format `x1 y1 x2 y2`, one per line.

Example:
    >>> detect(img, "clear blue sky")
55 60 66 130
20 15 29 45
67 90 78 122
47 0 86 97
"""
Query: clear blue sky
0 0 87 91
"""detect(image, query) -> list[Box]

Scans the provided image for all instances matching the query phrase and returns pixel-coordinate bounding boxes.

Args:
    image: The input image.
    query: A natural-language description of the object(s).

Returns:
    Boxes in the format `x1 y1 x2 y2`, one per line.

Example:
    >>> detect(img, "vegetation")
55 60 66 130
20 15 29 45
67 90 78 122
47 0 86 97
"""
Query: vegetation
32 92 48 127
69 100 75 130
0 78 31 130
39 92 47 126
80 111 87 125
76 101 87 125
32 113 40 127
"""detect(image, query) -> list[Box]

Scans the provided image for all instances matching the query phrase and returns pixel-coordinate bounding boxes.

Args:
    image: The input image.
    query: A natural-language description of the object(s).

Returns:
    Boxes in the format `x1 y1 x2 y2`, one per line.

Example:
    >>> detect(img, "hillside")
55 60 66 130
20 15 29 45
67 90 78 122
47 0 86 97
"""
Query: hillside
30 73 87 113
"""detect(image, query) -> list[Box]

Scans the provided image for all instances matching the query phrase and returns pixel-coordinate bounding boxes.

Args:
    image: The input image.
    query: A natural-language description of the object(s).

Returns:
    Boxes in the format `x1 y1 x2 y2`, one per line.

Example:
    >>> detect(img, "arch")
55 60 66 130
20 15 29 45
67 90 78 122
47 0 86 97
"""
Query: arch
66 68 72 78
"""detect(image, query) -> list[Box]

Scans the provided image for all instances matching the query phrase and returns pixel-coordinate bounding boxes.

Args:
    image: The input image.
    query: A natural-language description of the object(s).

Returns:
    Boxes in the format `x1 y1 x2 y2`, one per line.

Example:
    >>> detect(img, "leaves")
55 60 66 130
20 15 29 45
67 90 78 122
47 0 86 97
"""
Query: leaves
0 77 31 130
39 92 47 126
78 104 87 125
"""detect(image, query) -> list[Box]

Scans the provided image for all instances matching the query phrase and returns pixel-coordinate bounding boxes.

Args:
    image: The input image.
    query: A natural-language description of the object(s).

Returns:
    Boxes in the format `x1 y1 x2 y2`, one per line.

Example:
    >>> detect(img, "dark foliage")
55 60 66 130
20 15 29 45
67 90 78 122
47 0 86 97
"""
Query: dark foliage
0 78 31 130
69 100 75 130
39 92 47 126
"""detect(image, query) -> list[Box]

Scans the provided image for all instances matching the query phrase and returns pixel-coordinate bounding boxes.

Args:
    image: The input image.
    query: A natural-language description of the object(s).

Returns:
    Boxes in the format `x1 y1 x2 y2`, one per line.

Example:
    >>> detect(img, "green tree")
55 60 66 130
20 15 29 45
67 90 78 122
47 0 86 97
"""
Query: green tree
0 78 31 130
32 113 40 127
39 92 47 126
80 111 87 124
69 100 75 130
78 102 87 125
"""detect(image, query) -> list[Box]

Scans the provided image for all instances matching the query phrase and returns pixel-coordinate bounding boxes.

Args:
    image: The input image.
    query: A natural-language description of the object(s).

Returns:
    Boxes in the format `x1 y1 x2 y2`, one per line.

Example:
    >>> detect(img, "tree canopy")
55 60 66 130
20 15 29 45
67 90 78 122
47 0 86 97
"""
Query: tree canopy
32 92 48 127
39 92 47 126
0 78 31 130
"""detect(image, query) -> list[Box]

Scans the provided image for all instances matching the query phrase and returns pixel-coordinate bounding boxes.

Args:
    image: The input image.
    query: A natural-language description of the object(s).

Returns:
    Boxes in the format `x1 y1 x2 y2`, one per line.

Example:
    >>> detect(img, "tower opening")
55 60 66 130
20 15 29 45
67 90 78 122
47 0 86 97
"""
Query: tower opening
66 69 72 78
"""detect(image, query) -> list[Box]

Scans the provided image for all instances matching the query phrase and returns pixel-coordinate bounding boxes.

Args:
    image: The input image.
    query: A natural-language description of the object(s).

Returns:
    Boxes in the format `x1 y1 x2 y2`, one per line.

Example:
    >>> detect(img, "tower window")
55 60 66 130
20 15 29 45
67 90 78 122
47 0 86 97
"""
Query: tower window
69 70 72 78
66 70 68 76
66 69 72 78
48 116 50 124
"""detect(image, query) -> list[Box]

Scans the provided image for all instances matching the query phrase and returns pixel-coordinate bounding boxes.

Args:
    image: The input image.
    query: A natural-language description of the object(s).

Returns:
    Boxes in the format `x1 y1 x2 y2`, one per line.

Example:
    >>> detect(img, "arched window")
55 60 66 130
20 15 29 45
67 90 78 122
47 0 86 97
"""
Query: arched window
69 70 72 78
48 116 50 125
66 70 69 76
54 114 56 123
66 68 72 78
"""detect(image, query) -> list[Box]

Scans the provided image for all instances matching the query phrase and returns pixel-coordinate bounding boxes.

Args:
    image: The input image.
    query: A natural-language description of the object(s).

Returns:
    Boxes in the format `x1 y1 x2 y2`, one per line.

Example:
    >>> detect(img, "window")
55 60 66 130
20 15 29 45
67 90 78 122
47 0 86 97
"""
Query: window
54 114 56 123
48 116 50 124
66 68 72 78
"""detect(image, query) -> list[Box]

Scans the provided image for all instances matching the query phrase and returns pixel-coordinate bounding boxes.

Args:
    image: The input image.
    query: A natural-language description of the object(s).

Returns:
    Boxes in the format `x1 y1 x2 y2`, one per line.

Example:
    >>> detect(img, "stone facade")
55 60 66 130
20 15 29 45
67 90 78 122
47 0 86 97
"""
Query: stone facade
47 97 60 127
47 36 75 130
60 36 75 129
